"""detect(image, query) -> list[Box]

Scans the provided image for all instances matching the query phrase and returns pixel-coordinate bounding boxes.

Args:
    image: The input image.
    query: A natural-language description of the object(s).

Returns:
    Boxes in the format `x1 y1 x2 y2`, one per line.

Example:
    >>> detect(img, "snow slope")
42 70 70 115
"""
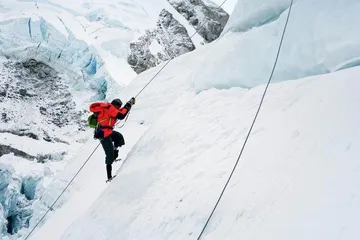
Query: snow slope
57 63 360 240
23 121 147 240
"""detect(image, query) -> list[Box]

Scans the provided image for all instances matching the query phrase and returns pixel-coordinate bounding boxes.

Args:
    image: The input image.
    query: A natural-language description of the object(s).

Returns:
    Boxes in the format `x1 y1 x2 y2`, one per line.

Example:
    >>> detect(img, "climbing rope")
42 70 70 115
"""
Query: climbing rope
24 1 229 239
196 0 294 239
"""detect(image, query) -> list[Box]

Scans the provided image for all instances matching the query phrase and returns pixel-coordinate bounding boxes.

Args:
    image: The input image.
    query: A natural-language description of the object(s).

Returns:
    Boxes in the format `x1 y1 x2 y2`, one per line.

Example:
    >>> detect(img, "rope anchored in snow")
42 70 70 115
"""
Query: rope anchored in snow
196 0 295 239
23 1 230 239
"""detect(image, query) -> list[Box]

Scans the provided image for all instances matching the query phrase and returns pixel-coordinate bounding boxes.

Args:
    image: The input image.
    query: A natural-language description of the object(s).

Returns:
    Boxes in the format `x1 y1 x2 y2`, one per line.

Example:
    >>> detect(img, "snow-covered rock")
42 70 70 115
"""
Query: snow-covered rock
168 0 229 42
156 9 196 60
0 59 86 142
127 9 195 74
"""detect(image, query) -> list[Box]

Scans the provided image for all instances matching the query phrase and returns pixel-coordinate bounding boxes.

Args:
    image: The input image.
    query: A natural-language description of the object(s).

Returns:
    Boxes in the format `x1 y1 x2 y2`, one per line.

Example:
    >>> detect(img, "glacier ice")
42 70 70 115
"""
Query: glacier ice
0 204 5 235
0 164 33 235
0 164 12 202
222 0 293 34
83 54 100 76
21 176 41 201
192 0 360 91
0 16 107 98
86 9 107 22
0 159 54 237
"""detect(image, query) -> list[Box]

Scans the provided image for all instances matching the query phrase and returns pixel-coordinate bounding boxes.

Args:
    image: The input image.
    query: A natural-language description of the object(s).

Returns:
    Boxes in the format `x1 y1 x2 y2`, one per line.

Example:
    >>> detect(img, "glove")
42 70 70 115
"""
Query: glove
127 97 136 106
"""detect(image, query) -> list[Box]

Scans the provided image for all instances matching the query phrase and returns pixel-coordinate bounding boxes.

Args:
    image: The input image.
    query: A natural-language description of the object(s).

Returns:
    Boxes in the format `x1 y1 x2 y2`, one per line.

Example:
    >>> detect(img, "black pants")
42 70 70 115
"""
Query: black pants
100 131 124 179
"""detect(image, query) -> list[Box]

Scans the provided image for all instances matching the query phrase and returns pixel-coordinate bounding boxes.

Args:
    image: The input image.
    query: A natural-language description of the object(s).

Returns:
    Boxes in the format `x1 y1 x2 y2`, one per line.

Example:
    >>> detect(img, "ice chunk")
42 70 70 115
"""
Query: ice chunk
0 164 12 195
222 0 293 33
193 0 360 91
21 176 41 201
0 204 5 235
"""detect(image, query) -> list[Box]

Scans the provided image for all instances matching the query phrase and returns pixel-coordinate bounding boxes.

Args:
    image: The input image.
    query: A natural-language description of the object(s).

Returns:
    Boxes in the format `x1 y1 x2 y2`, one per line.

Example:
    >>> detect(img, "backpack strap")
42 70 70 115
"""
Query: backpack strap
96 118 113 129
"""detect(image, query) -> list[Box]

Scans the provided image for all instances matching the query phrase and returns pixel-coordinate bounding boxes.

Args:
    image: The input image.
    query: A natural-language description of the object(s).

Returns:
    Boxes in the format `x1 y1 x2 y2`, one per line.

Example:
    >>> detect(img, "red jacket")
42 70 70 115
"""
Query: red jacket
89 102 131 138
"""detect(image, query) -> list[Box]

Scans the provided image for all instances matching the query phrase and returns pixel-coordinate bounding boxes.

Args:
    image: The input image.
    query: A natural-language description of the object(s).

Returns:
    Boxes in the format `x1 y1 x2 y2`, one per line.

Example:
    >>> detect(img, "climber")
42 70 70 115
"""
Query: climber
89 97 136 180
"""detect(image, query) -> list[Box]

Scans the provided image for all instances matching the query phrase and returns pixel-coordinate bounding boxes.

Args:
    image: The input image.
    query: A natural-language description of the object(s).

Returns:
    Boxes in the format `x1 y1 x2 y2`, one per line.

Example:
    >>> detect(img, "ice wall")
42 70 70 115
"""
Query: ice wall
193 0 360 91
0 16 107 99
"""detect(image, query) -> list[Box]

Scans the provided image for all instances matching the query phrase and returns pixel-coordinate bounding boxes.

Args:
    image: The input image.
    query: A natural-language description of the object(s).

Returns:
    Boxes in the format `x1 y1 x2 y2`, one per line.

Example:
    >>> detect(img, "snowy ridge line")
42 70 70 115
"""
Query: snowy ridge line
23 143 102 240
196 0 294 238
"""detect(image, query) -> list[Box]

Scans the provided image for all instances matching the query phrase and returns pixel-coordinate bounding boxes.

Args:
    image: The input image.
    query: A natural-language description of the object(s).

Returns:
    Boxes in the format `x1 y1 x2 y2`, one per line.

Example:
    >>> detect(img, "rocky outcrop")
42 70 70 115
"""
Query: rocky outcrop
167 0 229 43
127 9 195 74
0 145 35 160
0 58 89 237
127 1 229 74
127 31 158 74
156 9 196 59
0 59 85 142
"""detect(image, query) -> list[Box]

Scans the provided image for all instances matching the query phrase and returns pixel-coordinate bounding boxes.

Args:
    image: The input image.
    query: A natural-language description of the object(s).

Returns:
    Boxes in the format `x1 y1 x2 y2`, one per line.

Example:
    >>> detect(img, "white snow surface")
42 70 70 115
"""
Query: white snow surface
25 122 147 240
55 63 360 240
